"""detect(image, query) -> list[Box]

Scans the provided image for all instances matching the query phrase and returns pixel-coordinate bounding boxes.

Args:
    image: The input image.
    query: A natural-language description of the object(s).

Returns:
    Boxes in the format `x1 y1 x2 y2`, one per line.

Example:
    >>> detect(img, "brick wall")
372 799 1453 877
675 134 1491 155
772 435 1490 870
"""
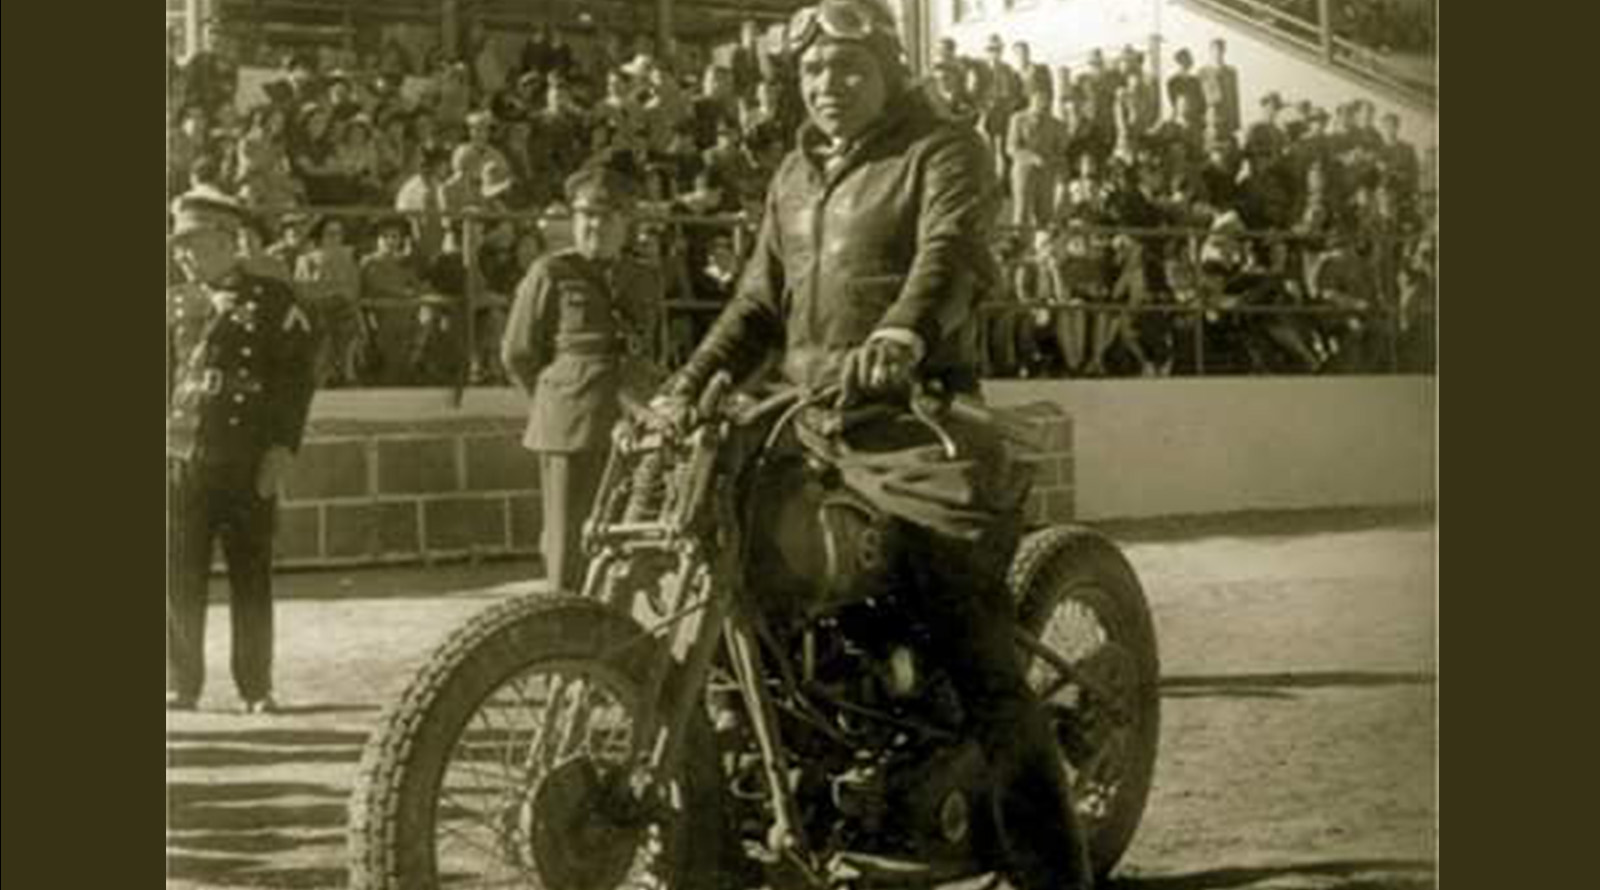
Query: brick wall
997 401 1077 527
273 415 541 568
269 395 1076 569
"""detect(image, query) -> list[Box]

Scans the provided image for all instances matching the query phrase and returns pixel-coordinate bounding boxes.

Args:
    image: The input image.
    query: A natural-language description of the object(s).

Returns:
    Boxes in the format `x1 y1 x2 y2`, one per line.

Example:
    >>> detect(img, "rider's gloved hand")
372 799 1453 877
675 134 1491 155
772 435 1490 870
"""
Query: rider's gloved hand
647 386 695 435
837 333 920 408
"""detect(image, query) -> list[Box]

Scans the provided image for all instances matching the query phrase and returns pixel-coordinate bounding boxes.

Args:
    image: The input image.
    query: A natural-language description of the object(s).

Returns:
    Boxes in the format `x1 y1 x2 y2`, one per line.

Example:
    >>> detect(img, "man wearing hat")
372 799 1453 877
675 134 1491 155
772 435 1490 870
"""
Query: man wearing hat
1167 47 1206 130
452 110 513 203
651 2 1092 887
1243 91 1290 168
1197 37 1241 137
500 159 664 594
167 188 318 714
975 33 1024 179
529 77 589 206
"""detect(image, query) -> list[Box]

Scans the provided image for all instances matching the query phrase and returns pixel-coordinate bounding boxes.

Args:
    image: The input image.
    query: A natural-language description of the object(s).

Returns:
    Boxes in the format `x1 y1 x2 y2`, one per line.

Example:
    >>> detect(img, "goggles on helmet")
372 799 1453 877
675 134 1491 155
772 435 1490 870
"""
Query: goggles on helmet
785 0 899 57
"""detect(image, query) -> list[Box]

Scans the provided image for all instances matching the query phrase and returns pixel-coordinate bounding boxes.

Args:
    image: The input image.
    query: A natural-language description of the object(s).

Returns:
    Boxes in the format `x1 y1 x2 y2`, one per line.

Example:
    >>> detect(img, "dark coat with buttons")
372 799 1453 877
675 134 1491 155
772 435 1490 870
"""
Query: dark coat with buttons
676 92 1002 396
501 248 665 453
167 270 319 465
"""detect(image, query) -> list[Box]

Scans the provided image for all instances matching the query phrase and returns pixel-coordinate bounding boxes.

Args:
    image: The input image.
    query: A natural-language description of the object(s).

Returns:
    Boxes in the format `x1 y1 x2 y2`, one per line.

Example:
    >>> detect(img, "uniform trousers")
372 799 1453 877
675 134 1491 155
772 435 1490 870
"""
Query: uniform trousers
538 449 609 594
167 456 277 701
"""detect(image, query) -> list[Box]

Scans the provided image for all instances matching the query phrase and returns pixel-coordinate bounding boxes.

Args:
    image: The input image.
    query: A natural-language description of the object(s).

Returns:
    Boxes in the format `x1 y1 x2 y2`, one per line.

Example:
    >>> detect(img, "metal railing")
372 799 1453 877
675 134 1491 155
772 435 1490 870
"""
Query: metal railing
1182 0 1436 104
982 220 1434 378
212 205 1434 395
242 203 753 402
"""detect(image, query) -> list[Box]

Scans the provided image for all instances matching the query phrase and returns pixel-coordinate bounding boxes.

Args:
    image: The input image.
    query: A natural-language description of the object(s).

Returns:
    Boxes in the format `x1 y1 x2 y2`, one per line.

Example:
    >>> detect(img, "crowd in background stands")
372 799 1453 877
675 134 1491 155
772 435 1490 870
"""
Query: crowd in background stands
168 19 1436 386
168 19 802 387
927 34 1436 376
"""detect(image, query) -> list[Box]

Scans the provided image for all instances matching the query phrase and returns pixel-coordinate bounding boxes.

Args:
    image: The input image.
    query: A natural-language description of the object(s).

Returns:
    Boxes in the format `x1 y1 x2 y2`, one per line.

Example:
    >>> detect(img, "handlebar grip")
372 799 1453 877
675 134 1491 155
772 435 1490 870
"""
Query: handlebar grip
697 370 734 420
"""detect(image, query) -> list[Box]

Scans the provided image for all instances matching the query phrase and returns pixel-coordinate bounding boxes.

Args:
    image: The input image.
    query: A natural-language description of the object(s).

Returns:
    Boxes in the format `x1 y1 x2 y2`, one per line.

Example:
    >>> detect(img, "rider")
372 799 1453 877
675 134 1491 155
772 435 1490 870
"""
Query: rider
652 2 1093 887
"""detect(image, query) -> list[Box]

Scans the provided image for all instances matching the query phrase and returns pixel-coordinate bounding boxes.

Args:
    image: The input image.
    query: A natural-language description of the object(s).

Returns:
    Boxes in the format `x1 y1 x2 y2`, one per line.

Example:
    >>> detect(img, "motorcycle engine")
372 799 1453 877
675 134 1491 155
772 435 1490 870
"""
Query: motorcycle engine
772 622 994 864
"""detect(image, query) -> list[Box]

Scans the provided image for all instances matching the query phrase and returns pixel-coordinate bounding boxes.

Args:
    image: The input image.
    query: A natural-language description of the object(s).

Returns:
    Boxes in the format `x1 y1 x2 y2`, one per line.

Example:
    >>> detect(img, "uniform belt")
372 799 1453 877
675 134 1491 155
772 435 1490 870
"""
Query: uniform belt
182 370 265 397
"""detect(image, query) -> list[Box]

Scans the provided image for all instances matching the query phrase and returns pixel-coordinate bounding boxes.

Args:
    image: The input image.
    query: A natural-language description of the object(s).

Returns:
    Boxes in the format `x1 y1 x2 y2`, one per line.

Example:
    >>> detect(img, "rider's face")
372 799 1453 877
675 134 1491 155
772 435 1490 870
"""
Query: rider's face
799 41 888 143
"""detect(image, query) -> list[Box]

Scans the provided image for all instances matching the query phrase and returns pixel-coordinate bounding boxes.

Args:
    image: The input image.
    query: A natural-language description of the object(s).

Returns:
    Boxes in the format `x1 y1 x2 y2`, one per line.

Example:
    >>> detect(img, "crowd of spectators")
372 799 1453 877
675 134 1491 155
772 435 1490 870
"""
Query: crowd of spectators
926 33 1436 377
169 18 1436 386
168 19 800 387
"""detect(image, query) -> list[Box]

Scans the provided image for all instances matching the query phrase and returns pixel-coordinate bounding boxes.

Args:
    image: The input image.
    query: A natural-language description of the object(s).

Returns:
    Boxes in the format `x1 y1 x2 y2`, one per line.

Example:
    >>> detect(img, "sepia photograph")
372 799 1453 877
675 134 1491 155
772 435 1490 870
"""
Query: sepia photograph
164 1 1438 888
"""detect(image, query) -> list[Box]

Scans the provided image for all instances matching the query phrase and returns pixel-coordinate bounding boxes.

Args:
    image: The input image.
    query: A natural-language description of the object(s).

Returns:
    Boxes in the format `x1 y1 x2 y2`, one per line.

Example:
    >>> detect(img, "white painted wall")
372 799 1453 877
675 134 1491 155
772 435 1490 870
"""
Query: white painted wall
933 0 1158 68
928 0 1437 151
316 376 1439 522
984 376 1437 520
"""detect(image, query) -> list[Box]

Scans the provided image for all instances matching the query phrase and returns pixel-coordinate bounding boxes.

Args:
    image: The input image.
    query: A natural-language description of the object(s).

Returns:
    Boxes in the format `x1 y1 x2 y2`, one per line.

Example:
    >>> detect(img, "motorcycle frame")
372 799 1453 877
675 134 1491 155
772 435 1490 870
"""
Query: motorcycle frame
569 388 1080 883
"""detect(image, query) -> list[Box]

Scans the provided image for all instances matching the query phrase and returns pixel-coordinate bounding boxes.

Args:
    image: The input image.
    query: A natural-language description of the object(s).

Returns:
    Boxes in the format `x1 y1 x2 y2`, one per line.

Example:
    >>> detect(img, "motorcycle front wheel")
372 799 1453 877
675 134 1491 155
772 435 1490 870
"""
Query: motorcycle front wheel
347 593 728 890
1010 525 1162 880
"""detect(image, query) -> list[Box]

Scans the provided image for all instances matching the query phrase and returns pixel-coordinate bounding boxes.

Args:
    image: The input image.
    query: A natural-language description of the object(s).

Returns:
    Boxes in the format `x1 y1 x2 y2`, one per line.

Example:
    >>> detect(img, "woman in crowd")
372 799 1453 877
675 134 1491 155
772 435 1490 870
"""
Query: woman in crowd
295 215 365 386
359 218 428 385
335 115 385 206
374 110 415 196
434 60 474 138
235 105 303 210
287 103 346 206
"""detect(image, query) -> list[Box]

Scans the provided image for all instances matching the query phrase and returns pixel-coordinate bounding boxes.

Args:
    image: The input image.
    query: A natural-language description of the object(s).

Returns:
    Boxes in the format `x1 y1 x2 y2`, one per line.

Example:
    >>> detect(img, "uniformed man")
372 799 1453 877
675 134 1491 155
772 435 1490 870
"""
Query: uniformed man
167 188 318 714
501 161 665 593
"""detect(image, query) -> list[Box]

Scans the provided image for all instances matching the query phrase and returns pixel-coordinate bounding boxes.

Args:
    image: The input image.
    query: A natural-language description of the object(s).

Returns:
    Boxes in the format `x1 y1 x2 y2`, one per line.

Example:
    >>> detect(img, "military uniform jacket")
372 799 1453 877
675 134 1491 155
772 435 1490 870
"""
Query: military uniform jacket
678 93 1000 396
168 270 318 464
502 249 664 453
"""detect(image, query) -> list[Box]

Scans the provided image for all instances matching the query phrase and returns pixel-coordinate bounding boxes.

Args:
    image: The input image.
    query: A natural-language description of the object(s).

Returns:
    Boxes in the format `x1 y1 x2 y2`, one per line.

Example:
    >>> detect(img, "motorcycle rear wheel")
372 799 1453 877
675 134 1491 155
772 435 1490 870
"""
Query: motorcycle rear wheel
347 593 728 890
1010 525 1161 880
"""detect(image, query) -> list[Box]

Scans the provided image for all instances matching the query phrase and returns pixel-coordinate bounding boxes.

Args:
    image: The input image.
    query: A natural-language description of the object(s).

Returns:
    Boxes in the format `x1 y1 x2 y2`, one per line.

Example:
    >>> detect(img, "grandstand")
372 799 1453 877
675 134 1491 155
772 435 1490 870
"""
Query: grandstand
167 0 1436 563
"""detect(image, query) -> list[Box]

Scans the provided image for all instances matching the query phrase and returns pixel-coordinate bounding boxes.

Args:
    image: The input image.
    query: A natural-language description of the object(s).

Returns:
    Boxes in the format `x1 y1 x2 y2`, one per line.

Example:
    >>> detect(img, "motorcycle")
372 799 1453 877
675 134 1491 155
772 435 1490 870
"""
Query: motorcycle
348 375 1161 890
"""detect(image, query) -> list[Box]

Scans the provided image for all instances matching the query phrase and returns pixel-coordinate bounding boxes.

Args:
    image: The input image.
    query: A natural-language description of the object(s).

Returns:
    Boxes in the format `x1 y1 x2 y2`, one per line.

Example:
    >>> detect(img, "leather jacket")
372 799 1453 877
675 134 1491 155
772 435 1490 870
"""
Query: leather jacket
671 92 1001 398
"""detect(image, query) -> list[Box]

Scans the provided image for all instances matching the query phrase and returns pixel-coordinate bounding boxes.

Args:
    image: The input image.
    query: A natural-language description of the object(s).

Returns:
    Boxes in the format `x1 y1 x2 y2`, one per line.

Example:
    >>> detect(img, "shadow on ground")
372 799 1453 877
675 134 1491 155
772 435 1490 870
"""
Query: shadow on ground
166 853 347 889
1112 857 1436 889
167 727 371 770
1159 670 1437 701
167 777 351 886
1098 506 1435 545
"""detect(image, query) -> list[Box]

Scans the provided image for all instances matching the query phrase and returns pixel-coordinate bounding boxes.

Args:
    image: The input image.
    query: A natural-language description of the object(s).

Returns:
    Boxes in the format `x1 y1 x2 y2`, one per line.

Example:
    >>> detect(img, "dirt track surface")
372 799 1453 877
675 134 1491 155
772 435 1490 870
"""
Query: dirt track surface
166 510 1437 890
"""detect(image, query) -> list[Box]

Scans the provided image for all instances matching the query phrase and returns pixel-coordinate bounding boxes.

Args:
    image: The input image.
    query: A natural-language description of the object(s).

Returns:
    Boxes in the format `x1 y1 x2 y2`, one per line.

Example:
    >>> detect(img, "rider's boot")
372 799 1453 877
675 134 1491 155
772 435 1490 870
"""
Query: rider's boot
986 702 1095 890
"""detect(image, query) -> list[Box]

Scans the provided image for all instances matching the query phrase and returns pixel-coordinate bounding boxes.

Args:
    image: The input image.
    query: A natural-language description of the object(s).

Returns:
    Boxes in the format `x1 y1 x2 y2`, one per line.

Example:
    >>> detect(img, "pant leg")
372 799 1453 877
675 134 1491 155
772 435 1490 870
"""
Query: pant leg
538 449 609 593
216 467 278 701
167 459 215 700
908 521 1093 890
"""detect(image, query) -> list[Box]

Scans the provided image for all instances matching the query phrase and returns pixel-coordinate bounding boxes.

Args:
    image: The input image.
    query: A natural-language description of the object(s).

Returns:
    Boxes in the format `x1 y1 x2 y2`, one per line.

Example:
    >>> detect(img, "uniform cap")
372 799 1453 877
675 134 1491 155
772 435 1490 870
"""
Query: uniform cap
564 162 640 211
1260 91 1285 109
170 187 248 242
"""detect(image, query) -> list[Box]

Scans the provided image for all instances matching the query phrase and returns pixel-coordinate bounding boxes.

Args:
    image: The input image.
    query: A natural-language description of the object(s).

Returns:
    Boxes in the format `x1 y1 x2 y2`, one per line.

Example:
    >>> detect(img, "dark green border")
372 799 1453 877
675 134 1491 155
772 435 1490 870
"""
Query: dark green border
4 3 1590 890
2 2 167 887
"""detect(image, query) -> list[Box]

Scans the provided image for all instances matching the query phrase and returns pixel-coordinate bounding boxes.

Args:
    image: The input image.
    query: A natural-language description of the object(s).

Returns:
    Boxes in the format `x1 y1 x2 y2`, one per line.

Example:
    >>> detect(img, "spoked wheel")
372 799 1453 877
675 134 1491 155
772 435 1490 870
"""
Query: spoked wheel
348 594 727 890
1010 526 1161 880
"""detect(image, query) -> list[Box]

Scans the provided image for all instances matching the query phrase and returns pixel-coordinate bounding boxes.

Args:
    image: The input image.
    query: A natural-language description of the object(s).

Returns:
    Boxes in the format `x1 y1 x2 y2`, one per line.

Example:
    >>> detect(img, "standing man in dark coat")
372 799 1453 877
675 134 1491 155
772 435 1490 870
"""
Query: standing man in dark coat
1197 37 1241 138
167 189 318 713
976 33 1024 180
501 162 664 593
651 3 1092 887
